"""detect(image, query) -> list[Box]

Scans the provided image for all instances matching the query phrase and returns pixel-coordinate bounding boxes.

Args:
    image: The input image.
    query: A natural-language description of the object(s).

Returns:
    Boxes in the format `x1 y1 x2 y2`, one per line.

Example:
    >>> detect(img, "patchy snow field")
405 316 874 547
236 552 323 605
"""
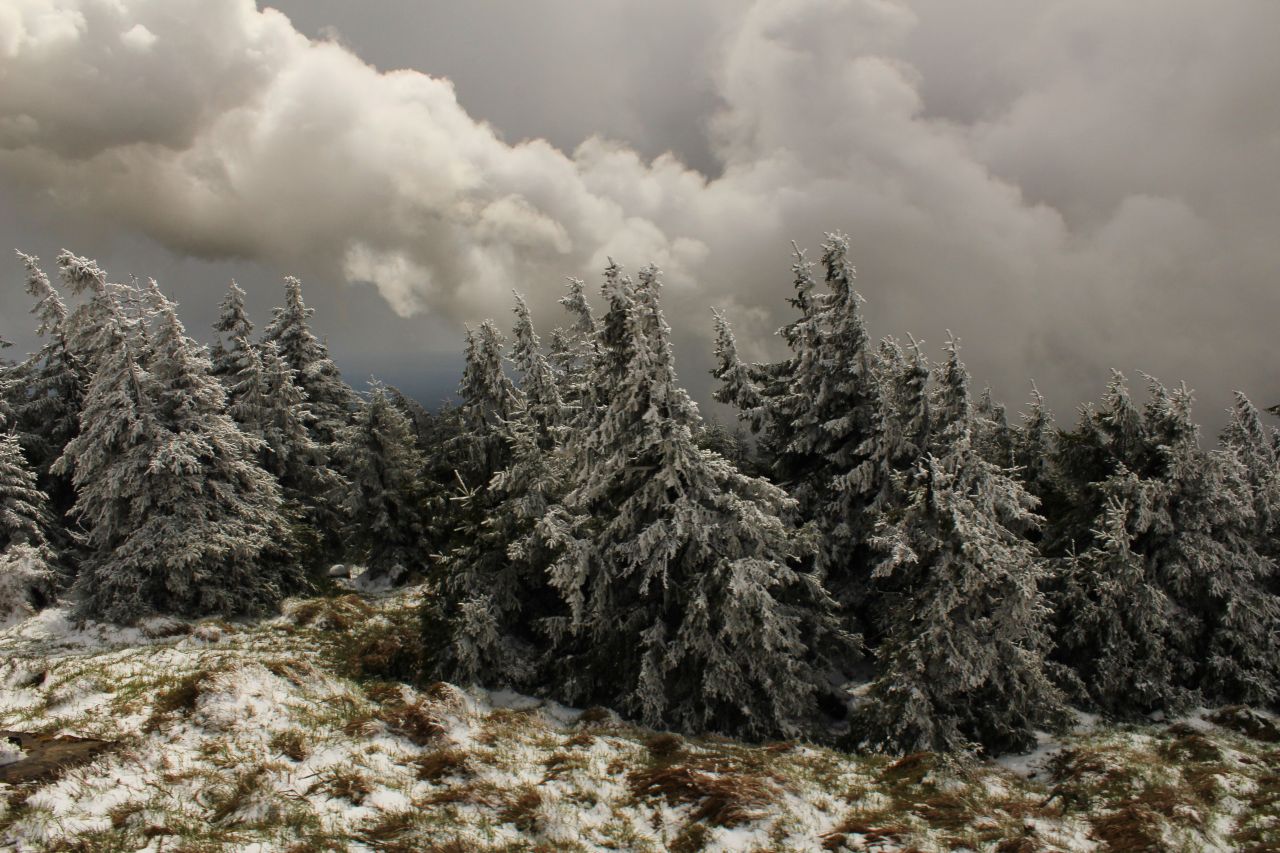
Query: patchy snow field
1 588 1277 852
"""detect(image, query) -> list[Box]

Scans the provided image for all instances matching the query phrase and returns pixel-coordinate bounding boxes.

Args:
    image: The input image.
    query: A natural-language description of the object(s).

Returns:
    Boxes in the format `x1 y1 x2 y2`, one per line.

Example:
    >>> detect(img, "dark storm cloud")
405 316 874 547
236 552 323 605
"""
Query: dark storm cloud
1 0 1277 430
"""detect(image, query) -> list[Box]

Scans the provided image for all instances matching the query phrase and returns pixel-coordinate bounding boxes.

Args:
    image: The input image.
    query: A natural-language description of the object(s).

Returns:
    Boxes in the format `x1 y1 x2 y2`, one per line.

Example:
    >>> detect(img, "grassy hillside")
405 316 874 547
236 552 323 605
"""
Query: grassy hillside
1 588 1277 852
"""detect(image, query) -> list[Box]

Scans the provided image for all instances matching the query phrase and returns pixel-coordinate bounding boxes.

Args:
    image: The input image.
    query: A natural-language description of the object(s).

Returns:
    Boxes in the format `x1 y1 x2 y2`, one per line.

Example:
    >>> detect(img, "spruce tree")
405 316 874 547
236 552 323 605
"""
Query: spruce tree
260 276 356 566
57 278 298 623
1055 482 1191 716
858 340 1066 755
696 418 754 475
836 336 931 645
210 280 254 383
548 276 599 415
713 236 884 616
384 386 436 451
450 321 517 491
262 276 355 446
974 386 1016 468
424 319 519 674
716 242 822 458
539 263 844 739
0 432 54 554
0 433 57 623
0 337 15 433
336 385 432 587
227 340 344 573
1222 392 1280 568
58 251 123 372
1051 373 1280 711
427 294 571 687
1140 380 1279 705
1011 385 1069 535
508 293 564 441
711 310 762 415
11 253 86 504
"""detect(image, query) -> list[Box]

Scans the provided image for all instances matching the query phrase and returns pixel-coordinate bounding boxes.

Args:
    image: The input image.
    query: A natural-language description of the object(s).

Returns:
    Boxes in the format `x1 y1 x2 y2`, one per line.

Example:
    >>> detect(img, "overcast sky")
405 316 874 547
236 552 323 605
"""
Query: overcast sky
2 0 1278 431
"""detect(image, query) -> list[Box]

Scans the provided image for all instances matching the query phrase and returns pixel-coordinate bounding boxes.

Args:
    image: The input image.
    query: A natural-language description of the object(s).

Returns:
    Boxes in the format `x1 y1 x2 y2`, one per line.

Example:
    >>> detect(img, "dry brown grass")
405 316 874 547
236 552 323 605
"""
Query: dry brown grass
1207 706 1280 743
205 764 280 824
262 659 319 687
820 814 912 850
628 761 781 828
1231 768 1280 850
564 731 595 748
422 779 512 809
1091 803 1167 851
498 784 544 832
148 668 221 721
378 698 449 746
287 595 374 631
106 801 144 830
363 680 406 705
315 601 423 683
644 732 684 758
413 747 473 782
321 769 373 804
269 729 309 762
576 706 613 726
354 810 418 847
1159 724 1224 764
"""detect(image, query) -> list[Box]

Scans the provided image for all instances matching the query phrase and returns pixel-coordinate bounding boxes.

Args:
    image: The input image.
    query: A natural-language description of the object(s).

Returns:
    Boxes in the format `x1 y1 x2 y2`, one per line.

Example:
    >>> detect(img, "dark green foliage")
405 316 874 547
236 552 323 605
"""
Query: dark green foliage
337 386 435 586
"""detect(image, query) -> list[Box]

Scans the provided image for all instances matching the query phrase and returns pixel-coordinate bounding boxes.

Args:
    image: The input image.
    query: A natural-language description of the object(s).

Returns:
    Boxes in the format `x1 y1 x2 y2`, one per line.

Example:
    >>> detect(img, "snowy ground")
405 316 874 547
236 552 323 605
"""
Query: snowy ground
1 589 1277 852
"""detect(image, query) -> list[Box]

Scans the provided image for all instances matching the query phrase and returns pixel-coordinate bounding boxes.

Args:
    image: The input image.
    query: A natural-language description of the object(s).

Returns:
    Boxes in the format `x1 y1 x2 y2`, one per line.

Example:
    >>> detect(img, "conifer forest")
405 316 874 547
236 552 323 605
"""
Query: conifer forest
4 1 1280 849
2 237 1279 850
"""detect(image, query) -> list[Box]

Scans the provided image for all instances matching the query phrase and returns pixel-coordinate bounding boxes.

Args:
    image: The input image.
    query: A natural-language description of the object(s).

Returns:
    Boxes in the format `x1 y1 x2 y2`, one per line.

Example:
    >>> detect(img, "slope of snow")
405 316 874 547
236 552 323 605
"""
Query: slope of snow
1 587 1277 851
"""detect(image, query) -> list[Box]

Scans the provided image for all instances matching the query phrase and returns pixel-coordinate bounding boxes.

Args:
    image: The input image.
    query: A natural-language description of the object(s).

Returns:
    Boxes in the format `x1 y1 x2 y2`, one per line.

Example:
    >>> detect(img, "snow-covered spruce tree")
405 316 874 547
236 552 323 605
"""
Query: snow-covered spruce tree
335 384 432 587
209 280 254 383
706 317 765 476
857 339 1066 755
10 253 86 501
711 309 762 416
696 417 755 475
851 337 932 516
1049 374 1279 709
427 294 570 687
835 335 931 645
0 432 57 622
422 322 515 676
974 386 1016 469
1054 480 1192 717
713 236 884 614
538 263 845 740
228 340 345 574
0 424 55 553
384 386 436 450
1010 385 1070 541
390 392 464 551
548 276 599 416
58 251 122 373
260 275 357 565
1047 372 1150 558
57 281 299 623
1221 392 1280 569
713 242 820 463
261 276 356 446
508 292 564 442
0 337 15 433
1140 380 1280 705
448 321 518 493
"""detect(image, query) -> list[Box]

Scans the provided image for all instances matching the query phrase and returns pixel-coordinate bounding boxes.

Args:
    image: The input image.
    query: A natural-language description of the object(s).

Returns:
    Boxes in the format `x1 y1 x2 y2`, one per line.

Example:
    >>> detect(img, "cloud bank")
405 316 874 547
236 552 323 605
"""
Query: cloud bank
2 0 1278 424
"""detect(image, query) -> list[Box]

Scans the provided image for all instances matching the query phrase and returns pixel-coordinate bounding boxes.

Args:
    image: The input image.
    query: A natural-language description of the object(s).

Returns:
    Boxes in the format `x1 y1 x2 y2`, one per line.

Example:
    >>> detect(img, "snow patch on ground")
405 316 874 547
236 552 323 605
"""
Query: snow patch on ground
995 729 1065 780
